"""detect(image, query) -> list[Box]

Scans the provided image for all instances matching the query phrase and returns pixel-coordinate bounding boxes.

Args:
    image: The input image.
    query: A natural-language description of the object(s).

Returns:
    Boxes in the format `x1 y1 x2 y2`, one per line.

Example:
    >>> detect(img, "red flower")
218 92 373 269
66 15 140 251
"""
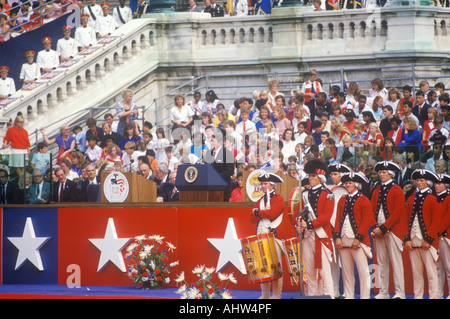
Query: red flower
157 276 162 281
163 257 168 263
142 272 148 277
208 287 215 295
155 269 161 275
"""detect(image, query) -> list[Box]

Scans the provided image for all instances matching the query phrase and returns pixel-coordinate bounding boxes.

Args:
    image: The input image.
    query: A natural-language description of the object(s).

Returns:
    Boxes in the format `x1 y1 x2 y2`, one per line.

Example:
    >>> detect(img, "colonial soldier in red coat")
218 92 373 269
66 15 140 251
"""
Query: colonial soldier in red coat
371 160 407 299
435 173 450 299
250 172 286 299
297 159 335 297
334 171 376 299
328 162 351 298
404 169 441 299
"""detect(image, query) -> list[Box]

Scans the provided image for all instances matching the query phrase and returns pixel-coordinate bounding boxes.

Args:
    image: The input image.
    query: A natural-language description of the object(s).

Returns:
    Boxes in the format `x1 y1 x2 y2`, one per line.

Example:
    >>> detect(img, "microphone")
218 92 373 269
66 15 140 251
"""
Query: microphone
129 159 134 171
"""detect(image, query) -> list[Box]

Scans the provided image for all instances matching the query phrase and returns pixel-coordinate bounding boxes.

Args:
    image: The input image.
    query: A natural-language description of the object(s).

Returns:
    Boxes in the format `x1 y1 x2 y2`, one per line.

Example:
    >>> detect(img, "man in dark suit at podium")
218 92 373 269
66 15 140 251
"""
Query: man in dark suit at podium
53 167 77 202
204 129 234 183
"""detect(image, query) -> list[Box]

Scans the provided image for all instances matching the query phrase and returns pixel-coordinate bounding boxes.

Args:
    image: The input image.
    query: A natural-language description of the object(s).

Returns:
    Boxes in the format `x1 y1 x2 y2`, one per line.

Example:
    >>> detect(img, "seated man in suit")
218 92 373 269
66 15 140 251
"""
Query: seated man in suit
26 169 51 204
52 167 77 202
0 169 20 204
157 171 179 202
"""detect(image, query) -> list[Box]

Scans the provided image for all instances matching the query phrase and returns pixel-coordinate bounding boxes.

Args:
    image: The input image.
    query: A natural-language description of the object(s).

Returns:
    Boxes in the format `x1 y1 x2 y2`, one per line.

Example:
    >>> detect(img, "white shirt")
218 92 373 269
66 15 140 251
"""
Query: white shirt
19 62 41 85
0 77 16 97
75 25 97 48
236 119 256 136
411 188 431 240
86 4 102 28
169 105 194 123
57 37 78 59
95 14 117 37
113 6 132 27
36 49 59 71
122 151 140 172
341 190 359 239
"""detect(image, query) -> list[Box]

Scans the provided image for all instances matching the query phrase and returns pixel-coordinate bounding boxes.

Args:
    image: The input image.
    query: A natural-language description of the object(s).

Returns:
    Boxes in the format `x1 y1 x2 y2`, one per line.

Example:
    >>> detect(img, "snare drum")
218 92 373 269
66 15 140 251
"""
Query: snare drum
241 232 282 284
283 236 306 286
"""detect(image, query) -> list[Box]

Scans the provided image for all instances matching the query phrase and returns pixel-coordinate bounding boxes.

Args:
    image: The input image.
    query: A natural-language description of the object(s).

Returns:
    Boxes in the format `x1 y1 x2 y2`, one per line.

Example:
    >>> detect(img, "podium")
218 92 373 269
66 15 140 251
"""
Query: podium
100 171 157 203
175 164 228 202
243 169 298 203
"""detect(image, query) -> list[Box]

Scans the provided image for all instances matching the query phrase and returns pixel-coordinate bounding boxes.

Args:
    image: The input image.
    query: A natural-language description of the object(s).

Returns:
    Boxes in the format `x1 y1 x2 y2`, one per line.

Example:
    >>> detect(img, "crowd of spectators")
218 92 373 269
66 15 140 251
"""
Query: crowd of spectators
2 68 448 205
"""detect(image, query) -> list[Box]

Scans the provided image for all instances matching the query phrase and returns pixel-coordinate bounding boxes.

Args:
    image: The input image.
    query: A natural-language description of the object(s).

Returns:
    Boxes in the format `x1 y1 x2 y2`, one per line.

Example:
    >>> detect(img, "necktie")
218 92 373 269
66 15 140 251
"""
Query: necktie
243 122 246 133
171 186 177 199
60 183 64 202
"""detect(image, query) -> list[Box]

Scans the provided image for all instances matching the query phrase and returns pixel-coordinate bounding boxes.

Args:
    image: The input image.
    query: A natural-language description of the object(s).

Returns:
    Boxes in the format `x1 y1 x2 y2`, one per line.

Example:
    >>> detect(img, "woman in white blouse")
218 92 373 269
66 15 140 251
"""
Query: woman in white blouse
170 94 194 130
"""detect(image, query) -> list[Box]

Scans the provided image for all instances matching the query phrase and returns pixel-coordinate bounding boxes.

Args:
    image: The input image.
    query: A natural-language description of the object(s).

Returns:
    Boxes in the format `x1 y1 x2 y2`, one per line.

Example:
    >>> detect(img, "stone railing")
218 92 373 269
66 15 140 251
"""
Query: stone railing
1 18 159 144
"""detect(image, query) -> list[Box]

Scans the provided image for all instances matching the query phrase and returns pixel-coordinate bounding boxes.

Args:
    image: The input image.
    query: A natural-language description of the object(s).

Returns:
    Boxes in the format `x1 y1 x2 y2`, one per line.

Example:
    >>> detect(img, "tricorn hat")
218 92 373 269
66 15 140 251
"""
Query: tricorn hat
341 171 369 184
257 172 283 184
437 173 450 184
374 160 401 173
411 169 439 183
328 163 351 174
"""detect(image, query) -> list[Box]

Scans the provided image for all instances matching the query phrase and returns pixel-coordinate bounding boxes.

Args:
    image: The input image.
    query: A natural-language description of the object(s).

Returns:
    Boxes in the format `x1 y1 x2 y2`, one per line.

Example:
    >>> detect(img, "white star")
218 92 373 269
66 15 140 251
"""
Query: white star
89 218 132 272
207 218 247 274
7 217 50 271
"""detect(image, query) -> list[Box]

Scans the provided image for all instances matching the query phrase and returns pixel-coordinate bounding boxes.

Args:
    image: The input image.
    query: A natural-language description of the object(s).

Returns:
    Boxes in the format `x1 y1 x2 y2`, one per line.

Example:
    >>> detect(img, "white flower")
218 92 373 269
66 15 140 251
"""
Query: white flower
139 251 148 259
165 277 170 284
143 244 154 254
204 267 215 275
166 242 176 252
149 260 155 270
187 287 201 299
126 243 138 255
135 235 146 242
192 265 205 275
142 276 148 282
149 235 164 243
218 273 228 281
227 273 237 284
170 260 179 268
175 271 185 283
176 284 187 293
220 291 233 299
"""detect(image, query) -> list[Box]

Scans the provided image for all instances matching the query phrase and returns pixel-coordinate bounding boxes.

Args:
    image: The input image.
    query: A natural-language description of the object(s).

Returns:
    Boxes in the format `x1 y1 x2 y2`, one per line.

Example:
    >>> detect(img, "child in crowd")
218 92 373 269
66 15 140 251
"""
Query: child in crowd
422 107 437 148
84 136 102 167
397 85 415 118
122 141 139 172
165 146 179 172
30 142 50 174
295 121 308 145
310 120 323 146
351 122 366 147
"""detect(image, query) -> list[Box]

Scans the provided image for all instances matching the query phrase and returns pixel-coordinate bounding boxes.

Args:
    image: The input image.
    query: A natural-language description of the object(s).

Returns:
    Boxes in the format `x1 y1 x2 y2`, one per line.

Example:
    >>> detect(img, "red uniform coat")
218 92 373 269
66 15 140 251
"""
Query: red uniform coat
370 183 407 240
438 194 450 240
334 193 376 248
251 193 291 240
405 192 441 250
